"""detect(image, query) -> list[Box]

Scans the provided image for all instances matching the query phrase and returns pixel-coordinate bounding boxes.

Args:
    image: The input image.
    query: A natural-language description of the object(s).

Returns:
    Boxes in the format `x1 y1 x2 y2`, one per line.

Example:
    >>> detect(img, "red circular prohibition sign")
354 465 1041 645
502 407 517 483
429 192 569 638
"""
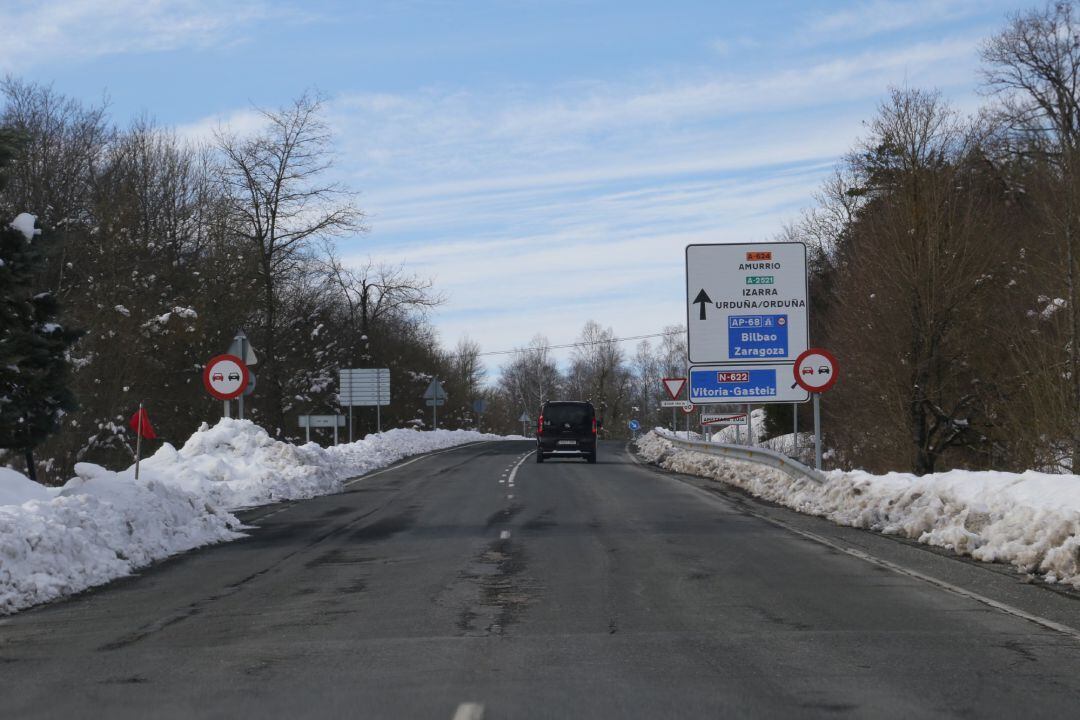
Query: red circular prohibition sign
793 347 839 394
203 354 250 400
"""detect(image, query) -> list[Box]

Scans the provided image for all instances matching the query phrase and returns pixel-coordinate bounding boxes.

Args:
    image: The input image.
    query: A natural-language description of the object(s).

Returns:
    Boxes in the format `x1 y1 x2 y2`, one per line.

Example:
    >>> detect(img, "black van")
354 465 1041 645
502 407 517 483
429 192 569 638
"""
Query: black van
536 400 599 463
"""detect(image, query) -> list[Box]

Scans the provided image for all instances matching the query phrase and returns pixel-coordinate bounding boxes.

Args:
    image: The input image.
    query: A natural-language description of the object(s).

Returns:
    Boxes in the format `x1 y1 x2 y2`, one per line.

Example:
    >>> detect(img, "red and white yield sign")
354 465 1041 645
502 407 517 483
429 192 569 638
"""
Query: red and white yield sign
794 348 838 393
662 377 687 400
203 354 250 400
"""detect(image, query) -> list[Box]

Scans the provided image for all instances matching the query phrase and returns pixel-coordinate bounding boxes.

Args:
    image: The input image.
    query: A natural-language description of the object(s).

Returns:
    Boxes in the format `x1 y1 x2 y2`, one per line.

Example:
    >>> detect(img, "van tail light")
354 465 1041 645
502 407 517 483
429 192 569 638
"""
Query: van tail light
592 418 597 435
537 415 543 436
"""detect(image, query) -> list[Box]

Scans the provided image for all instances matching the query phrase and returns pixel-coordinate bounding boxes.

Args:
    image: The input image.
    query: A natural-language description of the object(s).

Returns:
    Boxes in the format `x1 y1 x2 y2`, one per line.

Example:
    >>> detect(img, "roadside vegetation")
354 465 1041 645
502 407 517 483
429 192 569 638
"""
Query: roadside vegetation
775 1 1080 474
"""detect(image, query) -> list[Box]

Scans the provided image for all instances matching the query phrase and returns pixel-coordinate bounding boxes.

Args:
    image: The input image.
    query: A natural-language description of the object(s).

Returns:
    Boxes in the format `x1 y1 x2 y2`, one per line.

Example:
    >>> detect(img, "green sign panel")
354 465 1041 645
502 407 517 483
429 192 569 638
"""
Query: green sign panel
745 275 775 285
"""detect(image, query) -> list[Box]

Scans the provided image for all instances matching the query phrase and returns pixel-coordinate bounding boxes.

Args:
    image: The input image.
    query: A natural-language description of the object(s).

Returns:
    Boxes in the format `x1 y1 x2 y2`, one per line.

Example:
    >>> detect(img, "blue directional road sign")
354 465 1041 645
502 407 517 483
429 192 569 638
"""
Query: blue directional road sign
728 314 788 359
628 419 641 431
688 364 808 404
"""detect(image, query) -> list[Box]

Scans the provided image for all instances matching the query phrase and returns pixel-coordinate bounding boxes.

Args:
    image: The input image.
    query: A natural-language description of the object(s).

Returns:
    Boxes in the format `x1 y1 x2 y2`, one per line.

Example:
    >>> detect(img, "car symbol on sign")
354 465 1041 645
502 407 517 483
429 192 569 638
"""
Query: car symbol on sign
801 367 814 376
227 372 241 381
817 366 830 374
212 372 224 381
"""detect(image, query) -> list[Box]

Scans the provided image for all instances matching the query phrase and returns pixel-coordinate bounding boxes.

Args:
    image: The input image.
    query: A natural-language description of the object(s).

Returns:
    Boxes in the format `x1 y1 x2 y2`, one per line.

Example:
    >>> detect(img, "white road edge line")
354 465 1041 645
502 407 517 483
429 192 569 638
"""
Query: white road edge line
452 702 484 720
505 449 533 487
344 442 490 487
626 441 1080 642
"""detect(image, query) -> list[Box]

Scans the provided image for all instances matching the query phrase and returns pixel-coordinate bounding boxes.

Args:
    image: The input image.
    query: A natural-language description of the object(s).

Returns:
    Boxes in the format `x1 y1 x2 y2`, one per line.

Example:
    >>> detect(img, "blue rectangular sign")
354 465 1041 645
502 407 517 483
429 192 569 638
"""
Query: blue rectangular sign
689 367 778 400
728 314 789 359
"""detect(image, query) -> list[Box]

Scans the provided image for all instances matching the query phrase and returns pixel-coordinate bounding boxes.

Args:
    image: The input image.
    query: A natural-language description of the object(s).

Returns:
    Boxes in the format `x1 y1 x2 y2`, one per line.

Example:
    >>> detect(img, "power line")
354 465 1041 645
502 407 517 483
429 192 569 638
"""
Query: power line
474 329 683 358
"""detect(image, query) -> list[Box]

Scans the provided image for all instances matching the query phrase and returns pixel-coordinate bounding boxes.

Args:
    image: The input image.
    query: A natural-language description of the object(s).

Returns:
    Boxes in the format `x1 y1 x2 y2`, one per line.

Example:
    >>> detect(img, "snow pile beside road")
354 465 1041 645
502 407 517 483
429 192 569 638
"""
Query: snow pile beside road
141 419 343 509
324 427 510 479
0 467 54 506
0 464 240 614
637 430 1080 588
0 420 508 614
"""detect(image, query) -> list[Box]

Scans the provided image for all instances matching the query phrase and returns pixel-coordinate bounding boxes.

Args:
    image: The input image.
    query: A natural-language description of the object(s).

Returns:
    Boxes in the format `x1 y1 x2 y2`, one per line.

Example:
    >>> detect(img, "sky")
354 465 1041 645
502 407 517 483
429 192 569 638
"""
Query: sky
1 0 1032 377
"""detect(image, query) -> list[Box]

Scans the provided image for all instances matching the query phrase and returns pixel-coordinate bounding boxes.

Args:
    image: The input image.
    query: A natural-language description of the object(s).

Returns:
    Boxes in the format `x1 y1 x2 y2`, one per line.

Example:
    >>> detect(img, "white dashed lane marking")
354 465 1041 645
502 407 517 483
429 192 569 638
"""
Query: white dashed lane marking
452 702 484 720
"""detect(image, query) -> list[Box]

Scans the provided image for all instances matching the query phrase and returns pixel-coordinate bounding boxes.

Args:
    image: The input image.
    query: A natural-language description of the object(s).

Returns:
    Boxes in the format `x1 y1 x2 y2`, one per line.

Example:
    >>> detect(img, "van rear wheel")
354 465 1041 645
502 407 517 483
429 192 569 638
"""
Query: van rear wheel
536 450 544 463
587 451 597 464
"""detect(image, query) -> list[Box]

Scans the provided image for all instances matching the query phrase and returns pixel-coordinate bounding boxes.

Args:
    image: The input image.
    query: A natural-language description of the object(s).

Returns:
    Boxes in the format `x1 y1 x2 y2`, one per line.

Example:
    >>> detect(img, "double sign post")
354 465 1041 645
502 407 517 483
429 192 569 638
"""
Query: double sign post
686 243 837 468
204 330 257 419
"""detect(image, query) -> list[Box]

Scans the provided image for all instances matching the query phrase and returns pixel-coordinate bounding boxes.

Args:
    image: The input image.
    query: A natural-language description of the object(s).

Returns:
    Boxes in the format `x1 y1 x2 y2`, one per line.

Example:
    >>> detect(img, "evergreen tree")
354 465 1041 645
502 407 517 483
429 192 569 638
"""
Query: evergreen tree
0 129 80 482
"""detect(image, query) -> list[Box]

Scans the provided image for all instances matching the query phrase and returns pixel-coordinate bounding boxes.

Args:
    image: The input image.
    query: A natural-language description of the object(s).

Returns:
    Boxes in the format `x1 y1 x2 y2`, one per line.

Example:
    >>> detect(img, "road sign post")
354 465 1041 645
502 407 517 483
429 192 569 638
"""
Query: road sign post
423 379 448 430
203 354 249 420
662 377 686 432
298 414 347 444
227 330 258 421
686 243 809 406
794 348 838 471
518 411 531 438
339 368 391 438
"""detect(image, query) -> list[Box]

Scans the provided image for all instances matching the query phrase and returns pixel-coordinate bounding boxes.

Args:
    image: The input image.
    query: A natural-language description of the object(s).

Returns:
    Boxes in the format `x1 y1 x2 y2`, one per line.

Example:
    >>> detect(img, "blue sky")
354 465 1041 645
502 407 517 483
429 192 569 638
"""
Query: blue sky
1 0 1029 374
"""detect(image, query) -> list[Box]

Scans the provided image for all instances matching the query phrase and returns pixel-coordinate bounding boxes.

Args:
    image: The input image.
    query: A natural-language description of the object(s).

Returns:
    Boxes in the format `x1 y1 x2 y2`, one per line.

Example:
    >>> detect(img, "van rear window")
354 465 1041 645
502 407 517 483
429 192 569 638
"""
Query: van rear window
543 405 591 426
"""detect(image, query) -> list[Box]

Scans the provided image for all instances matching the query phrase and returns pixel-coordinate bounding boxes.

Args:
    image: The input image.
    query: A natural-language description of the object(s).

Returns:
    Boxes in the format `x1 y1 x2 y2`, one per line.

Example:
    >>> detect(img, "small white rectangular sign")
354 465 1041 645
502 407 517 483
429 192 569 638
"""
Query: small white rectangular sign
298 415 347 428
659 400 692 408
701 413 747 426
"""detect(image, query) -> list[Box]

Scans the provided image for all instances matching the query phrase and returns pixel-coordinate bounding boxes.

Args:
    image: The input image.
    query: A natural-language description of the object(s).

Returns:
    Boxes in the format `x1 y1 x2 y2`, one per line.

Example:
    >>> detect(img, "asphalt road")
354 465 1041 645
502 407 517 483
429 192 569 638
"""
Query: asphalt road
4 439 1080 719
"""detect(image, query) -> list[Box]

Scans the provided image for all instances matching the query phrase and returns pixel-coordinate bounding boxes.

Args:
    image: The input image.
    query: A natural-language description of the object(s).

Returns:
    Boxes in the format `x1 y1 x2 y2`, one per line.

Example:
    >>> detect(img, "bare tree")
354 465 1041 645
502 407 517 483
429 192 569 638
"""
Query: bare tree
828 88 1013 473
498 335 561 418
982 1 1080 468
217 91 363 433
321 248 444 365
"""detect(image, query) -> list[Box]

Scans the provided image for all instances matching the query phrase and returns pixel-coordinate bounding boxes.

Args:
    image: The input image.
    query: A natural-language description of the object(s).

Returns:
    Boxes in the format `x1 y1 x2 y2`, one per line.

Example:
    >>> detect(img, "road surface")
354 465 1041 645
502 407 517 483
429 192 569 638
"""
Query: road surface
3 439 1080 718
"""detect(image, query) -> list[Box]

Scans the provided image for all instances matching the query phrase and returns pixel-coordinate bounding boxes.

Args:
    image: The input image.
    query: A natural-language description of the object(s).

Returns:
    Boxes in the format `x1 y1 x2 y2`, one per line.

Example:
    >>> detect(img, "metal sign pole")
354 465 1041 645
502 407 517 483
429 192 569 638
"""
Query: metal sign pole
745 404 752 446
334 419 339 446
223 400 230 419
348 404 353 443
793 402 798 452
814 393 822 471
134 401 143 481
306 415 311 444
377 371 382 433
433 380 438 431
237 336 246 420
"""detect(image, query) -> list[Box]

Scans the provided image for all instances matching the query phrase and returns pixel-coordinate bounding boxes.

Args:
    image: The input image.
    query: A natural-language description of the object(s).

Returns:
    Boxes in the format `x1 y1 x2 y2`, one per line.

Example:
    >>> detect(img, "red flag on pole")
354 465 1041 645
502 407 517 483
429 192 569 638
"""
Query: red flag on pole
128 407 157 440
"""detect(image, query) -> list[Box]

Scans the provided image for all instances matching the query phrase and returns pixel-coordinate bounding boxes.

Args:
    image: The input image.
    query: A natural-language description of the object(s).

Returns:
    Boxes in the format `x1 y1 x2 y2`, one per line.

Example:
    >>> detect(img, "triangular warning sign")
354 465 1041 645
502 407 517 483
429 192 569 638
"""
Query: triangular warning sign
662 377 686 400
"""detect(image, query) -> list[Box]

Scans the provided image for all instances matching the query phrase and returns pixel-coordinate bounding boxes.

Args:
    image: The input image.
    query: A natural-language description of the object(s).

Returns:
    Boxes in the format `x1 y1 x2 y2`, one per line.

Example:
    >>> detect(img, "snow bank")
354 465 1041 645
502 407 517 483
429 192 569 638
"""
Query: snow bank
638 430 1080 588
0 467 54 506
0 420 509 614
1 464 240 614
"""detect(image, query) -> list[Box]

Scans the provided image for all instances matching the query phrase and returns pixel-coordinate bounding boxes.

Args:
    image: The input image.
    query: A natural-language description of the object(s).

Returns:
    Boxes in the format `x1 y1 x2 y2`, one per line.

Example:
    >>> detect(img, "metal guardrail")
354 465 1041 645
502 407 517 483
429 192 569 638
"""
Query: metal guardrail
664 436 825 485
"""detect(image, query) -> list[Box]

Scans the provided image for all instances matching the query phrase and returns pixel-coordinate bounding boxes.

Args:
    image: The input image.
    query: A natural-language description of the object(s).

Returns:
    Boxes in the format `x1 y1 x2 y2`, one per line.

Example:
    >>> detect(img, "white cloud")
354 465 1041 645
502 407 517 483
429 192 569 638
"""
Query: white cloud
805 0 1006 41
0 0 307 72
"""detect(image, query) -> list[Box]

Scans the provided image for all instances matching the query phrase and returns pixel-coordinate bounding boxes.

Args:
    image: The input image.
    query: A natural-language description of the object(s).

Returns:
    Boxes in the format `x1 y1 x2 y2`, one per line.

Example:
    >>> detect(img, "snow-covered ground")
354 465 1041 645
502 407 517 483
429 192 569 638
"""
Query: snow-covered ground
638 429 1080 589
0 420 511 614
